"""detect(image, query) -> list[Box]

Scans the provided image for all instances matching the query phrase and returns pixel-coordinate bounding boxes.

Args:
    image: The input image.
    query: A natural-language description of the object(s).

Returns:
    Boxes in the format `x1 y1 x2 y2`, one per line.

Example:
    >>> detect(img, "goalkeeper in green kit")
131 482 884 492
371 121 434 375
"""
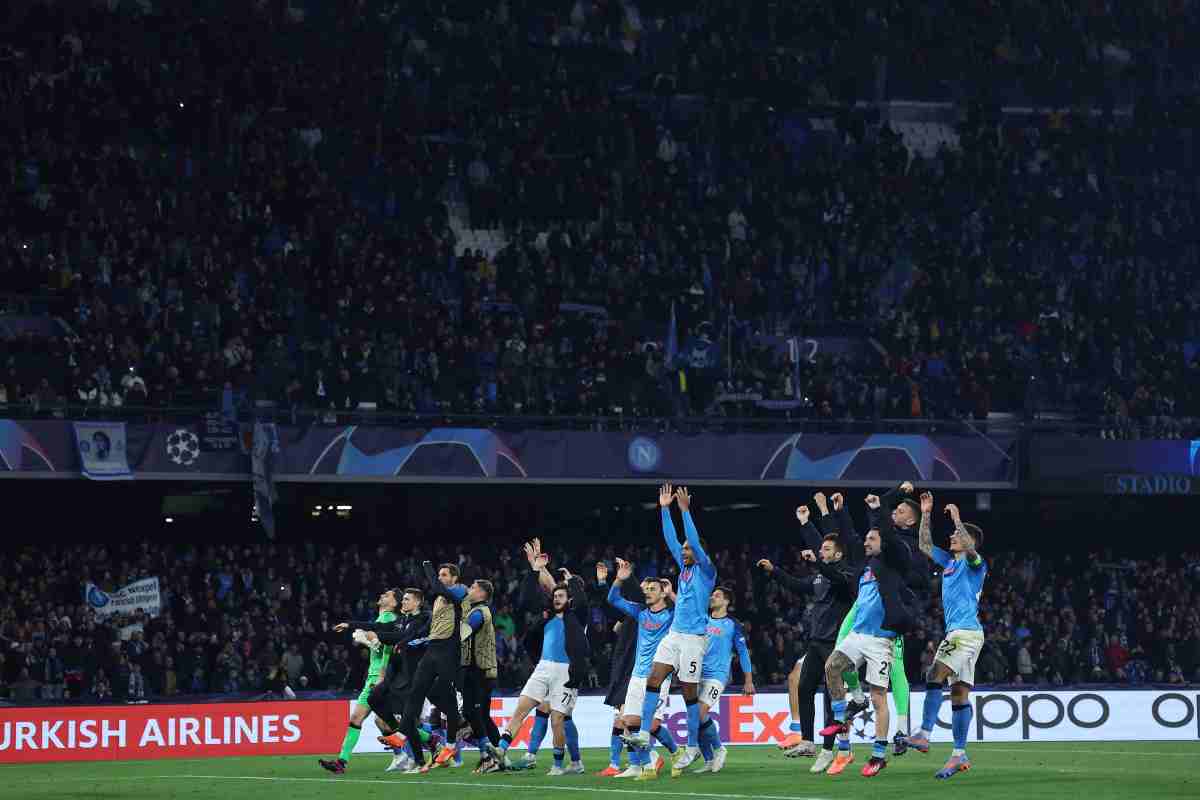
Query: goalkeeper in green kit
319 588 400 773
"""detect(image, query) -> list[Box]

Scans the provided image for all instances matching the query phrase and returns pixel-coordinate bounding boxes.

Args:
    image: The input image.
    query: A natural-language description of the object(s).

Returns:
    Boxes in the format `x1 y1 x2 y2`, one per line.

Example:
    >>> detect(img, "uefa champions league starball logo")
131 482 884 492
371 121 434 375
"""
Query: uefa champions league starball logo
166 429 200 466
851 708 875 740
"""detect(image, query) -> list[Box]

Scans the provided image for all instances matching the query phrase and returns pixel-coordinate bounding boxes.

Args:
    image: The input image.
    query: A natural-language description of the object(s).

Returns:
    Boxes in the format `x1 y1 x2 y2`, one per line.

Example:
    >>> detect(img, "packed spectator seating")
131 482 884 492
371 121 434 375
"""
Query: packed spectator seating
3 534 1198 704
0 0 1198 435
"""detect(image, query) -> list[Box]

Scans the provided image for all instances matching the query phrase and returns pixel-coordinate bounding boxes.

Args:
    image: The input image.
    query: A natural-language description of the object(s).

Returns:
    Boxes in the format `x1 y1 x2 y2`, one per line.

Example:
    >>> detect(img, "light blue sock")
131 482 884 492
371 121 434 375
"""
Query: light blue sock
837 737 851 752
529 712 549 755
951 704 972 752
629 743 646 766
832 699 847 722
640 690 660 734
698 719 715 760
564 717 581 762
922 683 944 735
686 700 701 747
653 723 678 754
609 729 624 768
872 739 887 759
789 721 803 733
553 746 565 768
704 717 722 751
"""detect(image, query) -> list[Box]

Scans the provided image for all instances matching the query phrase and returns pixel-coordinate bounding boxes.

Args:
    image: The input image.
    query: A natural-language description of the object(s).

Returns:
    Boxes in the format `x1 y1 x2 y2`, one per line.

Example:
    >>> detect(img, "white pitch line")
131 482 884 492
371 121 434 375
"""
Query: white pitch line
164 774 834 800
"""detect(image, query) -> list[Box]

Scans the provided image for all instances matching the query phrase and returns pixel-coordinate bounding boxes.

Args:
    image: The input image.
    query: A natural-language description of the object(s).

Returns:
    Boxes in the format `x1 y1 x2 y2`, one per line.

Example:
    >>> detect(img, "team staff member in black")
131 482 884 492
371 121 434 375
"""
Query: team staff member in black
759 513 858 768
401 561 467 771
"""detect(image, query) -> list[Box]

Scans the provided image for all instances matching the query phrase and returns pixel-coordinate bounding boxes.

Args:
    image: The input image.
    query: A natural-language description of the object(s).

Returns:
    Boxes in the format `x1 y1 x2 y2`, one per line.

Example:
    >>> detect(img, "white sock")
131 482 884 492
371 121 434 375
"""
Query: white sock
895 714 908 734
952 748 965 757
920 727 933 738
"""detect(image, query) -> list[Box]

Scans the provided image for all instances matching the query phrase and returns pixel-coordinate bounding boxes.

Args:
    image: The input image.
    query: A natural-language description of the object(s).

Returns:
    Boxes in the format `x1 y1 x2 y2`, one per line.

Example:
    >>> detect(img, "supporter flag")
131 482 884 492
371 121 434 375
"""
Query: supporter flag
72 422 132 480
666 300 678 366
85 577 161 618
252 422 279 538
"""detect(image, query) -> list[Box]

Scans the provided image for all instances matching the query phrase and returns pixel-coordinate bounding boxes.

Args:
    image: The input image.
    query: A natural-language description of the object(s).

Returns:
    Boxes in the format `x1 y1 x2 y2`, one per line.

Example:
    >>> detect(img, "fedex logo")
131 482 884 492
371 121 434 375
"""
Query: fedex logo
642 619 665 632
706 625 724 637
661 695 788 745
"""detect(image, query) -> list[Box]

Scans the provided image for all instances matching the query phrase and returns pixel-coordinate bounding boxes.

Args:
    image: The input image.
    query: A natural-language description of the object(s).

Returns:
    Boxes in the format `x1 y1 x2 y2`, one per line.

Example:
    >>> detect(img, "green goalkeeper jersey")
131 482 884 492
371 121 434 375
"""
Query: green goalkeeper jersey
365 610 397 682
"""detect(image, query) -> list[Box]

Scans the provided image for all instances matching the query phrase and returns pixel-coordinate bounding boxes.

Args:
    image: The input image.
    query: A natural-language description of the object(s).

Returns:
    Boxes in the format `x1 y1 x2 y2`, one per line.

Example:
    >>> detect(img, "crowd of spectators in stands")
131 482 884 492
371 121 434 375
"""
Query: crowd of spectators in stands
0 0 1198 435
3 517 1198 704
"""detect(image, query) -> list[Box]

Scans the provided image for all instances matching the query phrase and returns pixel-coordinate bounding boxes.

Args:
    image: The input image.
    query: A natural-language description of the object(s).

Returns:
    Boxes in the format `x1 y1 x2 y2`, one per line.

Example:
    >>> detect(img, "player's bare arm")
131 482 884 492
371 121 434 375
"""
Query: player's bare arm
918 491 935 557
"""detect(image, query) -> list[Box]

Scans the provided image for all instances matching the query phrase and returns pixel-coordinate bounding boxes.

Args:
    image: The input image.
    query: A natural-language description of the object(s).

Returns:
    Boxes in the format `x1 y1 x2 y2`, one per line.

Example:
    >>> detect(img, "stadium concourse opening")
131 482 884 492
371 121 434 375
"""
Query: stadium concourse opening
0 479 1193 551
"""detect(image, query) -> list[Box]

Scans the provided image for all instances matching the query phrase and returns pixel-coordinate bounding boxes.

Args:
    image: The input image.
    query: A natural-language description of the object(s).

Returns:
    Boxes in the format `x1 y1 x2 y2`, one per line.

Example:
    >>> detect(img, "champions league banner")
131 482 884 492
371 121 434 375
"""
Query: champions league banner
72 422 132 480
1 419 1019 485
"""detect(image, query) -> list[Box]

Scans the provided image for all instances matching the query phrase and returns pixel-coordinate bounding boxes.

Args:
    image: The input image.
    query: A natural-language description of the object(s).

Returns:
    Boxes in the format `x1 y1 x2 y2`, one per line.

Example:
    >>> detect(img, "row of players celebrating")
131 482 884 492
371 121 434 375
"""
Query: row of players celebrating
317 482 985 781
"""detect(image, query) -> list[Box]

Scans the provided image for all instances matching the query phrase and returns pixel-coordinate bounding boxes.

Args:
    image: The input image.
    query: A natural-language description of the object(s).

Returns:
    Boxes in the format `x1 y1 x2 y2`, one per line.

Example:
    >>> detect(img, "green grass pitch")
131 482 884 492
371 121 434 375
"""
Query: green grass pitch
4 742 1197 800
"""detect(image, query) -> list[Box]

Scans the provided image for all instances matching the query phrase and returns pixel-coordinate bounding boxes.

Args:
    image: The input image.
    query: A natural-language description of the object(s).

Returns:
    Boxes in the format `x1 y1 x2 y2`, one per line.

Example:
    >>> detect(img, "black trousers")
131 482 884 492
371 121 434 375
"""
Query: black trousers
367 662 409 732
461 666 501 747
796 639 835 743
400 645 461 765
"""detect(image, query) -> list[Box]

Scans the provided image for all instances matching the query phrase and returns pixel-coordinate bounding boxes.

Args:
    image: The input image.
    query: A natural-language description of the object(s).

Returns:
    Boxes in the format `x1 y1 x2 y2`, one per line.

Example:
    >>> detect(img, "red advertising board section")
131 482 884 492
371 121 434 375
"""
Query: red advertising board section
0 700 344 763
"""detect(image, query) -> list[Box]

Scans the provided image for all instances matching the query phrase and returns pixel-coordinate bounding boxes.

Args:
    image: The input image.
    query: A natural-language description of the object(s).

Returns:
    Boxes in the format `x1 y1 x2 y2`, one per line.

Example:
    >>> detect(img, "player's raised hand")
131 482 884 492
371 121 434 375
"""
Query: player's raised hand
800 549 817 563
865 494 881 509
757 558 775 572
813 492 828 514
831 493 844 511
534 552 550 570
900 481 915 494
596 561 609 583
920 491 934 513
659 483 674 507
523 541 539 569
615 557 633 581
944 503 962 524
796 505 810 525
660 578 675 601
674 486 691 511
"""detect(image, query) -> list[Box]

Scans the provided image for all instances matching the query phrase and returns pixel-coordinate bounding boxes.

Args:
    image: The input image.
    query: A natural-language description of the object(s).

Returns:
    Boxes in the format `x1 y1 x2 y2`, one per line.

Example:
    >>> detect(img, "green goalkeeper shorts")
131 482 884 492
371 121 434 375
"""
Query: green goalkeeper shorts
356 680 378 706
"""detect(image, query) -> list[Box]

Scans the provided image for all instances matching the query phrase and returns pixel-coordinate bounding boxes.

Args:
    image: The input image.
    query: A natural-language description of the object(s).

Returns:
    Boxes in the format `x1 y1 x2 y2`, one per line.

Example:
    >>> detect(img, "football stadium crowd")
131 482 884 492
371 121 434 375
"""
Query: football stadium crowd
1 1 1199 435
1 534 1198 704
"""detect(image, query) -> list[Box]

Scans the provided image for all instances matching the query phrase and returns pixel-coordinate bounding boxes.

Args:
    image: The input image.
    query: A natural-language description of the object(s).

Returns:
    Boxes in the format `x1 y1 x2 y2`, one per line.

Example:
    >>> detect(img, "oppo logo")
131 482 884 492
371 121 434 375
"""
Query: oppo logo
940 693 1199 740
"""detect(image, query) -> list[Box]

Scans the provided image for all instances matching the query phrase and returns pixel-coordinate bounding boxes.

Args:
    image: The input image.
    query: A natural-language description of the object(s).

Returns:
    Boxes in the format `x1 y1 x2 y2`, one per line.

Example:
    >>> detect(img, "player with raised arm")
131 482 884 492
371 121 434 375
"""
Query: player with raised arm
691 585 754 774
903 494 988 780
628 484 716 778
398 562 467 771
318 587 399 774
760 498 858 772
607 558 675 780
486 546 590 776
595 559 640 777
819 496 915 778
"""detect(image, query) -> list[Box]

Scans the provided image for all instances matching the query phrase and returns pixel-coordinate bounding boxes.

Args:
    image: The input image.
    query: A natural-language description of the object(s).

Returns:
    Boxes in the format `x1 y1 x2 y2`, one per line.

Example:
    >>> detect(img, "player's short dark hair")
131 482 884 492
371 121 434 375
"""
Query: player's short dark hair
713 585 734 604
438 563 460 579
963 523 983 548
473 579 494 599
553 581 570 595
403 587 424 604
387 586 404 602
821 534 844 554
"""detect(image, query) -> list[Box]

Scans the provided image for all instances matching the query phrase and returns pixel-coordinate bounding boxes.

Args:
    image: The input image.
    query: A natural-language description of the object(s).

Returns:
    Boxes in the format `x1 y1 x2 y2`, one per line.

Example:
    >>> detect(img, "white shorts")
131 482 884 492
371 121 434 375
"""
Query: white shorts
835 632 895 689
520 661 578 714
653 631 707 684
934 629 985 686
622 675 672 721
699 678 725 708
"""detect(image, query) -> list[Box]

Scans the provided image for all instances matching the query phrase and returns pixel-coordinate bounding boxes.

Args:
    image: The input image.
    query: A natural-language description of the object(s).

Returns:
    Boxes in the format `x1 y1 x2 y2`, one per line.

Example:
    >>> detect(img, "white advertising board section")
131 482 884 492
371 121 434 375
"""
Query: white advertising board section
354 689 1200 752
